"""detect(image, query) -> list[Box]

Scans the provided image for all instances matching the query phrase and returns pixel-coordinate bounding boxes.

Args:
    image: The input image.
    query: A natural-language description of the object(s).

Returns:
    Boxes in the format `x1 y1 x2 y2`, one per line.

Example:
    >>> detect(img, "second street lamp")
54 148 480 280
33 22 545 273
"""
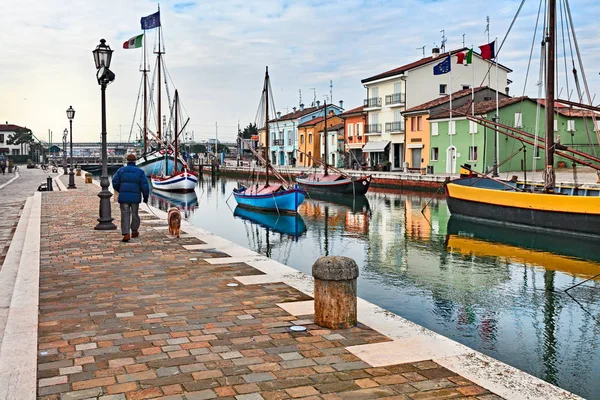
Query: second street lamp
63 129 68 175
93 39 117 230
67 106 76 189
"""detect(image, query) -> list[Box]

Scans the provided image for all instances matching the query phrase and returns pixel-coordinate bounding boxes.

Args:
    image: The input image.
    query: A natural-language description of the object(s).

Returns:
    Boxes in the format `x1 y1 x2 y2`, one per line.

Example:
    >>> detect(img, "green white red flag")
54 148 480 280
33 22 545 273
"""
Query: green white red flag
123 34 143 49
457 48 473 64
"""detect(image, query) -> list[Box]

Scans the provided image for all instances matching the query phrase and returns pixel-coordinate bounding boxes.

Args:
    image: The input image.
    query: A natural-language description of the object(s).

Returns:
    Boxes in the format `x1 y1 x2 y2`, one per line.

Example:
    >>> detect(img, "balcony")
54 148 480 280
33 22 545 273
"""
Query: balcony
272 139 284 146
385 92 405 106
364 97 382 108
385 121 405 133
365 124 382 135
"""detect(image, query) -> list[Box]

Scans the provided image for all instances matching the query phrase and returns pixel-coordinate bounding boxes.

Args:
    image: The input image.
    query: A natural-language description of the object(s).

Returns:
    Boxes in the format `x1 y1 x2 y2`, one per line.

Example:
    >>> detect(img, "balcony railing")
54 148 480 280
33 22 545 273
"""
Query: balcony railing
385 121 405 133
272 139 284 146
365 124 382 134
364 97 382 108
385 92 405 105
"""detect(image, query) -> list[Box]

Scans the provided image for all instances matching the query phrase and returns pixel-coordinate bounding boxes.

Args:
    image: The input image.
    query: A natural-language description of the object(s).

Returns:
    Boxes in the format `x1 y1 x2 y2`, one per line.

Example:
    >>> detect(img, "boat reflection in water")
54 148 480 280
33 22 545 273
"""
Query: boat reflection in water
149 189 198 219
446 217 600 277
233 206 307 237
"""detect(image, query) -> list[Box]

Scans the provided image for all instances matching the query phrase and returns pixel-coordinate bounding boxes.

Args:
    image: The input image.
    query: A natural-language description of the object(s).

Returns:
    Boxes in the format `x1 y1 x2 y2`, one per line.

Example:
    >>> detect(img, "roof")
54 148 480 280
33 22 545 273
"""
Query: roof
268 106 320 123
405 87 488 113
535 99 600 118
429 96 529 120
319 123 344 133
362 48 512 84
339 105 365 117
298 114 341 128
0 124 28 132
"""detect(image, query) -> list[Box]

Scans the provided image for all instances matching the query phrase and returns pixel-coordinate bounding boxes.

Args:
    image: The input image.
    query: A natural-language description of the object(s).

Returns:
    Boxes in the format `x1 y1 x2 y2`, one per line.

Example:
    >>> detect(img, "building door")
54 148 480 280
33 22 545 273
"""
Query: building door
279 152 285 165
411 148 422 168
393 143 402 169
446 146 456 173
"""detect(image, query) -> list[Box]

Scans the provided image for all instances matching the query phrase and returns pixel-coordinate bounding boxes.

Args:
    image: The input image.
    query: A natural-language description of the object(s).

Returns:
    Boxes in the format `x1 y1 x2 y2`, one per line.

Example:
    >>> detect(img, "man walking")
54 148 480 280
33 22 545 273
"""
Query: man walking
112 154 149 242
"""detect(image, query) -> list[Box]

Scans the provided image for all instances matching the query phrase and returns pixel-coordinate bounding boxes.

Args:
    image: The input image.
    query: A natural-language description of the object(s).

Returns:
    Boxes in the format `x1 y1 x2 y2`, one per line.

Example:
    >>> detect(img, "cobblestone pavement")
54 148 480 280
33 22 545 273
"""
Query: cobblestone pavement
0 167 50 268
37 181 502 400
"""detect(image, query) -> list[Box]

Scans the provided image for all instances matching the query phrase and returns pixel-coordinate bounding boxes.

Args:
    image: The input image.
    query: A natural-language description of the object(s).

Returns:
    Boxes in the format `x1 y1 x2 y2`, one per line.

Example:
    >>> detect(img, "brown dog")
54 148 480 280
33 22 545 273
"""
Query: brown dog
167 207 181 238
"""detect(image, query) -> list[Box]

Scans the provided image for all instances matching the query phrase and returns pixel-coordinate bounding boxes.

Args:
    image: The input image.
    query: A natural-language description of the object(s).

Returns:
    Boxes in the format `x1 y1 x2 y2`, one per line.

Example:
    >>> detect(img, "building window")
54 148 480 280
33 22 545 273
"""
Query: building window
554 119 558 131
595 120 600 132
331 135 335 145
469 120 478 134
300 153 303 162
431 147 439 161
449 121 456 135
567 120 575 132
12 149 20 155
348 124 353 137
462 85 470 90
356 123 361 137
0 134 4 143
417 116 422 131
432 122 439 136
439 84 447 94
410 117 415 131
469 146 478 161
514 113 523 128
309 134 312 144
300 135 304 145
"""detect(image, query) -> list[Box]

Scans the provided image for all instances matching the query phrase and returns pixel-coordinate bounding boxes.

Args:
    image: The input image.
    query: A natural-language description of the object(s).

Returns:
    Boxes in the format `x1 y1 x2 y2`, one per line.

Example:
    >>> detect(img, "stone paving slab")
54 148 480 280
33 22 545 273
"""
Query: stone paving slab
36 180 502 400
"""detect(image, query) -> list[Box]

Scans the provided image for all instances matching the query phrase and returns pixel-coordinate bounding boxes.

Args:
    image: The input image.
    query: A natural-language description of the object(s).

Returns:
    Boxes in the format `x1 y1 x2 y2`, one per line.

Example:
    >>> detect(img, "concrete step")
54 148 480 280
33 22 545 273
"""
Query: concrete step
0 195 33 347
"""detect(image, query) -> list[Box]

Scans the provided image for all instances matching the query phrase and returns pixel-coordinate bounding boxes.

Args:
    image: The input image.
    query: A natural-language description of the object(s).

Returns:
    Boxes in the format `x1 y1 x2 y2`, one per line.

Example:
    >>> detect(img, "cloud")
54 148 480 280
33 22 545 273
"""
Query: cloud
0 0 598 143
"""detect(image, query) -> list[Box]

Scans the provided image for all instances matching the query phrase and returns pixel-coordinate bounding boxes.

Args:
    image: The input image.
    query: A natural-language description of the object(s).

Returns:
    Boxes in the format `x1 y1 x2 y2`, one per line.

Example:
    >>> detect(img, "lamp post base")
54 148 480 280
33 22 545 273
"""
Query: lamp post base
68 168 77 189
94 177 116 230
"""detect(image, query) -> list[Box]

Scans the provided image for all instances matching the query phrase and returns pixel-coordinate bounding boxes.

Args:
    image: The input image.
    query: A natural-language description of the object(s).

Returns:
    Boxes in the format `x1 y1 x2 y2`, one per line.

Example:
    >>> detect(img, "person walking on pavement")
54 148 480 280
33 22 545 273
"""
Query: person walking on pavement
111 154 149 242
0 160 5 175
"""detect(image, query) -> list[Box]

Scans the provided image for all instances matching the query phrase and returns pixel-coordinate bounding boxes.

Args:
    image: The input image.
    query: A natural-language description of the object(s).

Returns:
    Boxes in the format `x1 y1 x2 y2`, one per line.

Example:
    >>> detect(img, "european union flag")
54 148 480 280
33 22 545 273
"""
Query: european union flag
141 11 161 30
433 56 451 75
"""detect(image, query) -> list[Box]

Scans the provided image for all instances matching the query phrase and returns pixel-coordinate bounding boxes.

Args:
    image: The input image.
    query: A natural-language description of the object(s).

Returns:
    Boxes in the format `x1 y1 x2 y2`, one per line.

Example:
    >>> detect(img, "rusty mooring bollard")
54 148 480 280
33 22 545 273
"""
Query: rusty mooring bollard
313 256 359 329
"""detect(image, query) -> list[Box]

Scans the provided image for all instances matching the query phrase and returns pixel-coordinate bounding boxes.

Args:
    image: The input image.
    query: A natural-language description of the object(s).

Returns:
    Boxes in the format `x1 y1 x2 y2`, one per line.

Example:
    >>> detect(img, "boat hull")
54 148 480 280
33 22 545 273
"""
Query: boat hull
137 150 184 176
233 186 306 213
151 171 198 192
296 175 371 195
445 177 600 237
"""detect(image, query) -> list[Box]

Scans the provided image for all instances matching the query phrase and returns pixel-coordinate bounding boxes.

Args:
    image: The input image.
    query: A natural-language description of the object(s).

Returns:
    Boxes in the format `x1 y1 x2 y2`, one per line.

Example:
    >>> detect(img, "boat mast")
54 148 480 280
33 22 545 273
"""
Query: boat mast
142 33 148 153
265 67 270 187
323 101 328 176
174 90 179 174
544 0 556 190
156 4 163 143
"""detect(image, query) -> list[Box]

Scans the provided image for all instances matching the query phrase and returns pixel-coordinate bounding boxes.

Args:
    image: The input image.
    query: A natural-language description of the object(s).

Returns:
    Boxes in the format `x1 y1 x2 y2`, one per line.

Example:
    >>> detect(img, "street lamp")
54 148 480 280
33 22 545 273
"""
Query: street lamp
63 129 68 175
93 39 117 230
66 106 76 188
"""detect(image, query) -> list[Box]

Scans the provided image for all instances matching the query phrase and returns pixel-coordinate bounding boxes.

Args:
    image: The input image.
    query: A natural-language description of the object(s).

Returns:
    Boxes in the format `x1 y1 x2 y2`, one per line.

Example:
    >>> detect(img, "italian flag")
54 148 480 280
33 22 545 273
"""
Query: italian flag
123 34 143 49
457 48 473 65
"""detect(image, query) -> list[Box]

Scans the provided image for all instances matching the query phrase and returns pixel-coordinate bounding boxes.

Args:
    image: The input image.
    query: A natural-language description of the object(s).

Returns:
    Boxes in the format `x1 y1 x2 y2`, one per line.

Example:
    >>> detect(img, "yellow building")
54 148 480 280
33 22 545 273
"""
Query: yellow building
297 111 342 167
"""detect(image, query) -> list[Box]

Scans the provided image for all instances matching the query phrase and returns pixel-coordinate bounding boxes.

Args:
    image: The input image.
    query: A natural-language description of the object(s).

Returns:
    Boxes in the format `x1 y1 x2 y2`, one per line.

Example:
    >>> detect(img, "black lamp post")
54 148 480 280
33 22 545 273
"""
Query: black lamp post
93 39 117 230
62 129 68 175
66 106 76 188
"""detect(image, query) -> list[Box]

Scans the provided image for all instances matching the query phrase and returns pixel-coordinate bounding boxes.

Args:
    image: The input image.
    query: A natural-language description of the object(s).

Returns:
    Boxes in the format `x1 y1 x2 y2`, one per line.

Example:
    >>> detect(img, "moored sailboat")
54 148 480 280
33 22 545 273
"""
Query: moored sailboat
444 0 600 237
233 67 306 214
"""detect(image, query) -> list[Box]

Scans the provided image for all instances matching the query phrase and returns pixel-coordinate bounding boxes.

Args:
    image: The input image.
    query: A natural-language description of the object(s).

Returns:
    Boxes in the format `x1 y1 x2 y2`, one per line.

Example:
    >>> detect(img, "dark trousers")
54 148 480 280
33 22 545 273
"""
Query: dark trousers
120 203 140 235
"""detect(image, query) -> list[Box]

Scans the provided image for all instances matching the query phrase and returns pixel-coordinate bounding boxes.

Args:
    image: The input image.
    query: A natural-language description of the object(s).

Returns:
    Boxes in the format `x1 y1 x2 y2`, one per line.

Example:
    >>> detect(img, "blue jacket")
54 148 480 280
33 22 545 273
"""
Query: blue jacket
112 162 149 204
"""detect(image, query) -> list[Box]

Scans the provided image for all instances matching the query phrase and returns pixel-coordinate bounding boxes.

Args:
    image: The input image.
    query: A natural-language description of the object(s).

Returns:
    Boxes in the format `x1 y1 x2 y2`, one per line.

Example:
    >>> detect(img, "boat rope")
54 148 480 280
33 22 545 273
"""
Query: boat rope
127 75 144 147
272 194 280 216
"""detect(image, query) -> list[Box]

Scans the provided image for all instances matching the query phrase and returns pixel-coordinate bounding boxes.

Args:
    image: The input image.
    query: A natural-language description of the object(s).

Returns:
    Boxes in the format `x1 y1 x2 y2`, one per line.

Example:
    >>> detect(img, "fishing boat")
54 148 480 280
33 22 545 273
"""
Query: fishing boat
296 103 372 196
151 90 198 192
232 67 307 214
444 0 600 237
233 206 307 237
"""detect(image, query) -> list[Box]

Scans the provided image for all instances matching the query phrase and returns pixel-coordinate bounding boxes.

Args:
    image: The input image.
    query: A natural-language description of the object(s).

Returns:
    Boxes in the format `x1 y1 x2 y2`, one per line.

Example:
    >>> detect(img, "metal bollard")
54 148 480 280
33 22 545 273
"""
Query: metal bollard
46 176 53 191
312 256 359 329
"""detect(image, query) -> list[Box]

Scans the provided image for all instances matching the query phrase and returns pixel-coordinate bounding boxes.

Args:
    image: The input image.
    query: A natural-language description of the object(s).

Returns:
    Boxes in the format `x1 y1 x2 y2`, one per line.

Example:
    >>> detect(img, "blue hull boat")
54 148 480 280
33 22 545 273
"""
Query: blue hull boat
233 206 307 236
233 184 306 214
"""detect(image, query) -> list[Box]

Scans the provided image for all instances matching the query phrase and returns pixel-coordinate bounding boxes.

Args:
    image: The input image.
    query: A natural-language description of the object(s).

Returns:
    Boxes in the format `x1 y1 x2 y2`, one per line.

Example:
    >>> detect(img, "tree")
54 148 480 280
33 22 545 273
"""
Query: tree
241 123 258 139
7 128 34 145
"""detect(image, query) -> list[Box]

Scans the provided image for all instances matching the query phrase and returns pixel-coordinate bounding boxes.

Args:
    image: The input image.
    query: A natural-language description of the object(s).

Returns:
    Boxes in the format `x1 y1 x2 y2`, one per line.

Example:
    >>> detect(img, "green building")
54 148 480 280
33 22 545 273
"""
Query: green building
428 96 599 174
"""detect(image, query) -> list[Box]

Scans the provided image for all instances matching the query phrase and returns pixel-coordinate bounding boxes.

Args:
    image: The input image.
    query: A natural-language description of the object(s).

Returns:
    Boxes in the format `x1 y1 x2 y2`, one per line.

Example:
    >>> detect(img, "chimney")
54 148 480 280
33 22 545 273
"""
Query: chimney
293 107 297 112
505 87 510 96
316 100 321 107
277 111 281 119
432 47 440 58
300 103 304 111
339 100 344 109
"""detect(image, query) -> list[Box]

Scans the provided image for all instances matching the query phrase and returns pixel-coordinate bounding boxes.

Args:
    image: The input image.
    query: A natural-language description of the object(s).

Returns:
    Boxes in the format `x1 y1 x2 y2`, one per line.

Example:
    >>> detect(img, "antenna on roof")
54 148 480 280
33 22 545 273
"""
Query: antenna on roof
299 89 302 107
462 34 465 48
416 45 425 58
330 80 333 107
440 30 447 53
310 88 316 106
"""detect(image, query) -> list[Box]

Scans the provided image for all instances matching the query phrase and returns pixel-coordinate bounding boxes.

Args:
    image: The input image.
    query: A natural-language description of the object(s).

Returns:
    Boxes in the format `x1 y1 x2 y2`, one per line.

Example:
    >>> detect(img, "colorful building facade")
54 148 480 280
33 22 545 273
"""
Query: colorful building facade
339 106 368 169
297 110 343 167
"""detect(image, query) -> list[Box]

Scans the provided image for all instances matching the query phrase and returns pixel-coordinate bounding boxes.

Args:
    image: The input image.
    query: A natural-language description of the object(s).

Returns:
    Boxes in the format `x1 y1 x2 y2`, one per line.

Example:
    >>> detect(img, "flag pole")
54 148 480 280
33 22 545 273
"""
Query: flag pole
471 47 475 165
494 37 500 177
449 54 454 173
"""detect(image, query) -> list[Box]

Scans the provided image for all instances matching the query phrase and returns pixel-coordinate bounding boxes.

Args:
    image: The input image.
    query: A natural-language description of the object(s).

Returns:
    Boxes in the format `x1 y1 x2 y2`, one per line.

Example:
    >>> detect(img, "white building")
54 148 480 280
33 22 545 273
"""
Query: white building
0 123 31 156
360 47 511 170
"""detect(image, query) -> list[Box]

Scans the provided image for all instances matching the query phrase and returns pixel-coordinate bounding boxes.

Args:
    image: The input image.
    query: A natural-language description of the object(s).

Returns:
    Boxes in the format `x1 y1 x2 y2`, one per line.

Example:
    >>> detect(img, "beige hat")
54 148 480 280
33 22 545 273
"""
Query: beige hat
126 153 137 162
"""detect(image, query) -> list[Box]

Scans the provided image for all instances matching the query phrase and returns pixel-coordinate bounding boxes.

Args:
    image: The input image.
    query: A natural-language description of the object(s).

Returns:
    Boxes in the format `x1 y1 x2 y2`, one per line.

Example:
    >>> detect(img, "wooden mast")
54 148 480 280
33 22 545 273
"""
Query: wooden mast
323 101 328 176
142 33 148 152
174 90 179 175
156 4 163 143
265 67 270 187
545 0 556 190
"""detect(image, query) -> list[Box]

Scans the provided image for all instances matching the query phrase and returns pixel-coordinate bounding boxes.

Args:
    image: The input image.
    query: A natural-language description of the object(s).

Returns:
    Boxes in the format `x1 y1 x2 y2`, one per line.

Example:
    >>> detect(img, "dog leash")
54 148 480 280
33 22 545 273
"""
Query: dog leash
144 202 163 220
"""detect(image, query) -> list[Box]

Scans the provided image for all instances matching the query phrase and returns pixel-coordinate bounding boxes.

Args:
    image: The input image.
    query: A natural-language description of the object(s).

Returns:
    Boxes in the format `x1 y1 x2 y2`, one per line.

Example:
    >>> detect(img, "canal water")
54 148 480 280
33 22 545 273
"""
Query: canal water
145 176 600 399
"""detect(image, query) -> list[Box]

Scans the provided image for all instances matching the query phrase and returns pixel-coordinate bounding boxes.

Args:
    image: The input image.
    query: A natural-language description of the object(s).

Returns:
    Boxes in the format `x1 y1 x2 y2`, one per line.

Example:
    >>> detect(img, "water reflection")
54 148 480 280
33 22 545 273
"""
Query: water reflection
233 207 307 237
148 175 600 399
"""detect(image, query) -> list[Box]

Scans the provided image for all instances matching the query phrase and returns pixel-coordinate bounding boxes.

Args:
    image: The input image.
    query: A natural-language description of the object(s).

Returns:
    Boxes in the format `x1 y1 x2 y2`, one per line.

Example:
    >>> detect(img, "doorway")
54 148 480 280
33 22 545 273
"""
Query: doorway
412 148 422 168
446 146 456 173
393 143 403 169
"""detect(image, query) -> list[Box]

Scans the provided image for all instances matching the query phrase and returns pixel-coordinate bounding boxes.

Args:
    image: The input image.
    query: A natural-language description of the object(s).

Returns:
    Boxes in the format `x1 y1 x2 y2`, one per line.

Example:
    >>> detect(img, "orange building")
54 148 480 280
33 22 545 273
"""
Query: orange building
339 106 368 169
402 111 430 170
297 111 342 167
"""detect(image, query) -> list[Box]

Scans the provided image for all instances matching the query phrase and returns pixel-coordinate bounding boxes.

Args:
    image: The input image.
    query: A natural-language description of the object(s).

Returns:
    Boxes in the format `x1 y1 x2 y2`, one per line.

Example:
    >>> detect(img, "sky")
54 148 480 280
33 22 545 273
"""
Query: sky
1 0 599 144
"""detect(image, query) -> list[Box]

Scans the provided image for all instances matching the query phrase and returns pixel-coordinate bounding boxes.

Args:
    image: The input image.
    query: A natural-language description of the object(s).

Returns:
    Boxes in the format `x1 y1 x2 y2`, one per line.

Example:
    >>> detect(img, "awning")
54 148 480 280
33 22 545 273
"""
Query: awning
0 148 9 153
361 140 390 153
347 143 364 150
407 144 424 149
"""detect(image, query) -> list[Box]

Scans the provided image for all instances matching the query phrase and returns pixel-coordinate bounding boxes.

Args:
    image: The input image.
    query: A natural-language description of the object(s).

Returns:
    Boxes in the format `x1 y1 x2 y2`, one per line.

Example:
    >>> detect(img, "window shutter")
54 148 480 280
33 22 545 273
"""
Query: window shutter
432 122 439 136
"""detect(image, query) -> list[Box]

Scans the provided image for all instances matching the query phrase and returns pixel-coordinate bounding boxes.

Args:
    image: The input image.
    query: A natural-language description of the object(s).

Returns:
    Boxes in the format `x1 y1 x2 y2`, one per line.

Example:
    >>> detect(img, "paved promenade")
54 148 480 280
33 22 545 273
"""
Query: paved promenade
0 171 582 400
